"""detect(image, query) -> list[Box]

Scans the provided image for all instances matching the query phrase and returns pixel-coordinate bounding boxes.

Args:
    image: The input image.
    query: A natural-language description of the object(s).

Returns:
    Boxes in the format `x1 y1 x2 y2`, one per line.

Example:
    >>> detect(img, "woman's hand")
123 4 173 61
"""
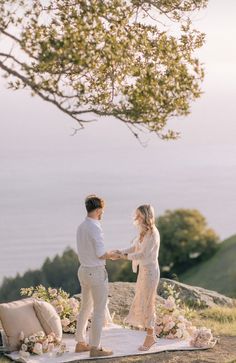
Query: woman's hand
108 251 122 260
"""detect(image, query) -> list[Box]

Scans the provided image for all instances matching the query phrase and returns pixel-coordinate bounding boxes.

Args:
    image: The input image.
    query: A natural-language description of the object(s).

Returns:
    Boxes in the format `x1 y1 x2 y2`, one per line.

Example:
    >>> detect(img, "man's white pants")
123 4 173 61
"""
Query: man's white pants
75 265 108 348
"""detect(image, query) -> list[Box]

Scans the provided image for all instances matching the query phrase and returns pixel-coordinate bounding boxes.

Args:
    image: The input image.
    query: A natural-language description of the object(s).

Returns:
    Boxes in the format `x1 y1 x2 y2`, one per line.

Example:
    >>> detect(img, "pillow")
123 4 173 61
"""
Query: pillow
0 298 44 351
33 300 62 340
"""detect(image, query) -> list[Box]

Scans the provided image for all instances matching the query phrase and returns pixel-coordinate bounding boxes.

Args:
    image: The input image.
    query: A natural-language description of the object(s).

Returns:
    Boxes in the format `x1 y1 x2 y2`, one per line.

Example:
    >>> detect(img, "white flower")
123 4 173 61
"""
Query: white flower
29 335 36 343
24 338 29 344
33 342 43 355
37 331 45 338
47 332 56 343
63 326 70 333
69 325 76 333
21 344 28 352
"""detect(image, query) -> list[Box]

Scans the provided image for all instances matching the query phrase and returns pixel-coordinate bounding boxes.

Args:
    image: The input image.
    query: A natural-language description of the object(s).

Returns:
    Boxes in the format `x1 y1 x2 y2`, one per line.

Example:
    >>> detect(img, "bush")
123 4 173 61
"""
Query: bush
157 209 220 277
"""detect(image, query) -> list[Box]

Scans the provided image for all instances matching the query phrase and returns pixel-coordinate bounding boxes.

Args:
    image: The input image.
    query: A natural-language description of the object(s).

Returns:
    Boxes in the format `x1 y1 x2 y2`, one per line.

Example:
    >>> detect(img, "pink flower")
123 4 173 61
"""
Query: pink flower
156 316 163 325
190 327 214 348
69 298 79 309
69 315 77 322
49 288 57 297
61 318 70 327
166 333 175 339
178 315 185 323
33 342 43 355
163 315 172 324
164 321 175 332
175 328 183 339
164 296 176 310
56 305 63 314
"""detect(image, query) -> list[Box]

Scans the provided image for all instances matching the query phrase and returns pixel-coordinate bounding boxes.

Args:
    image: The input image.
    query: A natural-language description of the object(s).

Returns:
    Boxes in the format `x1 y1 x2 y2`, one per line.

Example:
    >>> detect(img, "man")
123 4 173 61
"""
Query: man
75 194 118 357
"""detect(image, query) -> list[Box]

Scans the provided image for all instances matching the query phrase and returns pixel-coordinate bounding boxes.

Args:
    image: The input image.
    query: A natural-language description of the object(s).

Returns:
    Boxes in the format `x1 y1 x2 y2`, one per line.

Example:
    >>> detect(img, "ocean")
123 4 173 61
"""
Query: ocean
1 136 236 284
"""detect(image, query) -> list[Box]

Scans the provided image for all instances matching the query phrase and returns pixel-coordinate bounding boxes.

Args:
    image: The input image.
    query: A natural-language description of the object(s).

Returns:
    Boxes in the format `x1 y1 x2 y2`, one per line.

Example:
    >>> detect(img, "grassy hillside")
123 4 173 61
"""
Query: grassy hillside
180 235 236 297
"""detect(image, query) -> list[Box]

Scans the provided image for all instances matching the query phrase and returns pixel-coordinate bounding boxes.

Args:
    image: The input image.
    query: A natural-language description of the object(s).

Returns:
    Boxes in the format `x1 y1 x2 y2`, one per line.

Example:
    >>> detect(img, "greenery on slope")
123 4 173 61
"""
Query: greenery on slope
180 235 236 297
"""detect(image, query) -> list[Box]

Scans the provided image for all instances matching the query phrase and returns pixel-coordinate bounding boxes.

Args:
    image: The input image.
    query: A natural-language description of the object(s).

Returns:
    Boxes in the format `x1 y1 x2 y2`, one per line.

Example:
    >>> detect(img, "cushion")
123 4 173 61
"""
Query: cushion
33 300 62 340
0 298 45 351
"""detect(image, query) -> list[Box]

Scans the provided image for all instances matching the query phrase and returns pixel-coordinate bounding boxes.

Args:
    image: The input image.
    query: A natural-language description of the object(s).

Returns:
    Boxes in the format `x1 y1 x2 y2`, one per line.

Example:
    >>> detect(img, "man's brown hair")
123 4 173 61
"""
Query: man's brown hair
85 195 105 213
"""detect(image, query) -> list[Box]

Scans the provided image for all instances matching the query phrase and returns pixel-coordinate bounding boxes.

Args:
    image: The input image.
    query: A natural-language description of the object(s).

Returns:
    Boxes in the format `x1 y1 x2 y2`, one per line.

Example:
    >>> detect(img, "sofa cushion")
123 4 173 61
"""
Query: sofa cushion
0 298 44 351
34 300 62 340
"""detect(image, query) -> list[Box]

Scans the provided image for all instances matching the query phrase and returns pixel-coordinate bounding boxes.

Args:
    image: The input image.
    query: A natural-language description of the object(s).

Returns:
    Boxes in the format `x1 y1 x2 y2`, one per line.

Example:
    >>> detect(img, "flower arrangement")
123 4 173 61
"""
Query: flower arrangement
18 331 61 359
190 327 216 348
155 282 215 348
155 294 195 340
20 285 80 333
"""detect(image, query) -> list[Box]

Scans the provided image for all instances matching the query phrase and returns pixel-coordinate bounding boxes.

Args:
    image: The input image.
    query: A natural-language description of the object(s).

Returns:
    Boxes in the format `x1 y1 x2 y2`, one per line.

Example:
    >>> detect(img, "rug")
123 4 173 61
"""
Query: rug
5 323 215 362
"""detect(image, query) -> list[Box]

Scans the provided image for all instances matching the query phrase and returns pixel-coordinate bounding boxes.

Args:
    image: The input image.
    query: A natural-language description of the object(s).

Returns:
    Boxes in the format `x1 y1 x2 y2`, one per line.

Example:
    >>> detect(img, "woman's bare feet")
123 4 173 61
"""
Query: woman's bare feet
138 334 157 351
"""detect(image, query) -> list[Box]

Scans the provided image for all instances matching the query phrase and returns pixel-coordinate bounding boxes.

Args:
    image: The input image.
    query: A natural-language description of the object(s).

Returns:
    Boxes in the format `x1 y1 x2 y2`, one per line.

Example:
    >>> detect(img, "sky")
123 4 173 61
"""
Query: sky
0 0 236 279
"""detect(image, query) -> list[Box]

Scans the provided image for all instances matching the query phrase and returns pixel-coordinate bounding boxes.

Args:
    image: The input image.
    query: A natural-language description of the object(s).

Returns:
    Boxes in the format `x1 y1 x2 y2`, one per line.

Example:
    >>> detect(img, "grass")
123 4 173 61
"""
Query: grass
0 356 10 363
187 306 236 336
180 234 236 298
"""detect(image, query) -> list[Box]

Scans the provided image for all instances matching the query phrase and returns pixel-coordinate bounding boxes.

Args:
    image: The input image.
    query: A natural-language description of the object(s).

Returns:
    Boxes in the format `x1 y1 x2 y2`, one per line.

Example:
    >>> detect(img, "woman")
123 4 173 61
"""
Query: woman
115 205 160 351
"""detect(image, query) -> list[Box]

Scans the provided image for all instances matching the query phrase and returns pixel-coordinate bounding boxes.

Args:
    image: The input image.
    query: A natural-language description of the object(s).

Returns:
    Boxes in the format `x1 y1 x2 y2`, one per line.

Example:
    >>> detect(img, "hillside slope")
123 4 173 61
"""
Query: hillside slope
180 235 236 298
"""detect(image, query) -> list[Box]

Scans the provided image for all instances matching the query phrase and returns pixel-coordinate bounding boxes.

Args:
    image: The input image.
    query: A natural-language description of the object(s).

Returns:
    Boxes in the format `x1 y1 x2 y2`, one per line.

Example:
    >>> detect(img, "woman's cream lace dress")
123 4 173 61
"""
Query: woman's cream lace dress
121 226 160 329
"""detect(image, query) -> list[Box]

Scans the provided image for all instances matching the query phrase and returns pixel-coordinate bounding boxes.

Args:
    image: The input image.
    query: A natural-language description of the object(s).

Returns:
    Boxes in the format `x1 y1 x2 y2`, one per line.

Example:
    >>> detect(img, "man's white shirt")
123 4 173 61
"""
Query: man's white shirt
76 217 106 267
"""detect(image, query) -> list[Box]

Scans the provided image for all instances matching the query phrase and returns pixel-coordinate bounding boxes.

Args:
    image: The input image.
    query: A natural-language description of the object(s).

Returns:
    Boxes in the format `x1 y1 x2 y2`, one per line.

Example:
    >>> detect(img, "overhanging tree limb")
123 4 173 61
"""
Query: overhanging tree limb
0 0 207 140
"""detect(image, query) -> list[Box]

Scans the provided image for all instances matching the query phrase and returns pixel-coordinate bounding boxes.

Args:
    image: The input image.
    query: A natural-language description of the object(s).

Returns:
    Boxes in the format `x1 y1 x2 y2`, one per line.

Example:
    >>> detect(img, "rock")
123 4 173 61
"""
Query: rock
75 279 235 317
158 278 235 309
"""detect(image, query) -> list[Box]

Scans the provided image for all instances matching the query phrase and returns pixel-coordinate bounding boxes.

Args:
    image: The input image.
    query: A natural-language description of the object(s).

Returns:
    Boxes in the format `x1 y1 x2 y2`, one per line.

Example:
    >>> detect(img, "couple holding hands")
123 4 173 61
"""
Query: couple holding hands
75 195 160 358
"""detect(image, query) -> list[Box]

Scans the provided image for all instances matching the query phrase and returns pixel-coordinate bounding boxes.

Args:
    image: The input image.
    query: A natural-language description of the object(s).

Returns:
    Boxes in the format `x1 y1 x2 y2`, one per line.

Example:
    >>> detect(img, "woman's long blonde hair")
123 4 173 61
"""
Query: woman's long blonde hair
135 204 156 241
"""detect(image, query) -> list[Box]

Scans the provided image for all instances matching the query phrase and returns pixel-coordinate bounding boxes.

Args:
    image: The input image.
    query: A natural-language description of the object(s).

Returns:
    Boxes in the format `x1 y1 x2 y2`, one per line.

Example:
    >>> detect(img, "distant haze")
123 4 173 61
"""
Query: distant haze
0 1 236 282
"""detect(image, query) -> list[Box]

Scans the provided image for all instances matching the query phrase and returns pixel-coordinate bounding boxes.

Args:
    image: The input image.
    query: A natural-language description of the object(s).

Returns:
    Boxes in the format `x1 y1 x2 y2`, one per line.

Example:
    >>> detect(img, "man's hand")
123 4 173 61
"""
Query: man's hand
108 250 122 260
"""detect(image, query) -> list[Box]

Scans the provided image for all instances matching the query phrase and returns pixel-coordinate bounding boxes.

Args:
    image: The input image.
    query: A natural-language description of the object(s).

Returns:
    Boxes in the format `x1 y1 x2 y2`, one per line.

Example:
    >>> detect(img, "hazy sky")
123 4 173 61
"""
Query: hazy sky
0 0 236 278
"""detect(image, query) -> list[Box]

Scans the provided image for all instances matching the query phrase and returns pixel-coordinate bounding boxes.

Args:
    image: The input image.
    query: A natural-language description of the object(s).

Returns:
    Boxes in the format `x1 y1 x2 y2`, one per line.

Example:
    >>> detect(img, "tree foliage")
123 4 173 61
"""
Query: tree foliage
0 0 207 139
0 247 135 302
0 248 79 302
157 209 220 276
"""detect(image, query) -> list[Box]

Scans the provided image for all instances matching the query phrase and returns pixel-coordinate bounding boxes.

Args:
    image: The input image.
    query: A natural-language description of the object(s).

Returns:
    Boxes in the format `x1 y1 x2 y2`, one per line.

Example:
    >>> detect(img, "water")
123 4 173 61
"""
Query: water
1 0 236 283
0 136 236 284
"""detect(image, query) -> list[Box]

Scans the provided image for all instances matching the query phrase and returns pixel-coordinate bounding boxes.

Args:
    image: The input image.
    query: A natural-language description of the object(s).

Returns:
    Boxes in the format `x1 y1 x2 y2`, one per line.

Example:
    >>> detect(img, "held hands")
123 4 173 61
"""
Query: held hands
108 250 128 260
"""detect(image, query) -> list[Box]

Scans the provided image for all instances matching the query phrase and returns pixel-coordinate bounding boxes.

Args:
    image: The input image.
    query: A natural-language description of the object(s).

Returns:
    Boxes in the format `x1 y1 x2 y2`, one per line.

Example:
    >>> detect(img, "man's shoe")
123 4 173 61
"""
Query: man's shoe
90 346 113 357
75 342 91 353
